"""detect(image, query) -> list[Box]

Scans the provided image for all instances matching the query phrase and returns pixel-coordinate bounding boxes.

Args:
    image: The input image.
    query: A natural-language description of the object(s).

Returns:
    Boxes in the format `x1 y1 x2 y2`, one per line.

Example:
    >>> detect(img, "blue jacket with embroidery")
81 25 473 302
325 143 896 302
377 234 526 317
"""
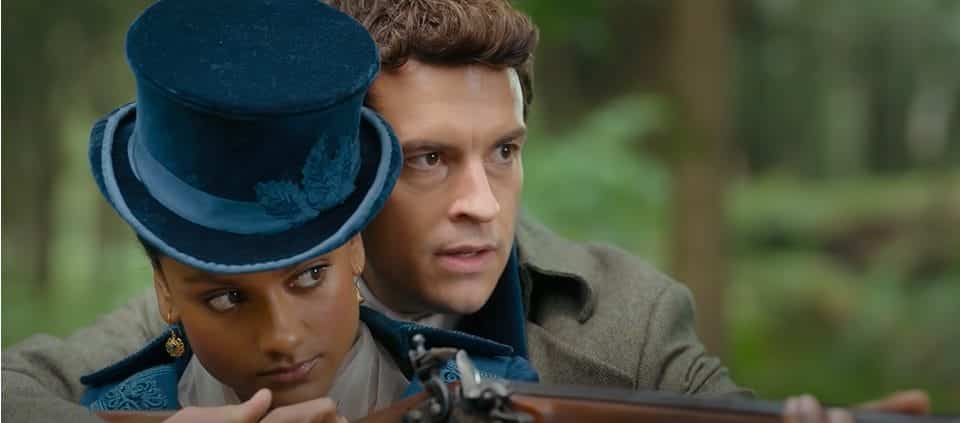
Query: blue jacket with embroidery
81 248 537 411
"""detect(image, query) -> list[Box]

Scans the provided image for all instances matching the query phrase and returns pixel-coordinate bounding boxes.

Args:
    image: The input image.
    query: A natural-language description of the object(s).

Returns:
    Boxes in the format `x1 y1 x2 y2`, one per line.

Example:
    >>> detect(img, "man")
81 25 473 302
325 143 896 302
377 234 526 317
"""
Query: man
2 1 929 422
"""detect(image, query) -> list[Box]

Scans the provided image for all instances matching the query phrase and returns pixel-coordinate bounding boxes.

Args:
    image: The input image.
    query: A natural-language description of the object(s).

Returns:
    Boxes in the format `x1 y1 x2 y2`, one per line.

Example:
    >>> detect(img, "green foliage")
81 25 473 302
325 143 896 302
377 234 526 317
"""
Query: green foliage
2 243 152 346
522 97 960 412
523 95 669 263
1 113 153 346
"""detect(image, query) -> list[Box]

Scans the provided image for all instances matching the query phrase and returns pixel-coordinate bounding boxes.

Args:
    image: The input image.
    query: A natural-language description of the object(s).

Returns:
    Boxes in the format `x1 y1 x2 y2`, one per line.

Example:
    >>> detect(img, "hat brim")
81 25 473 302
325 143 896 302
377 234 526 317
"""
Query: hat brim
90 103 401 274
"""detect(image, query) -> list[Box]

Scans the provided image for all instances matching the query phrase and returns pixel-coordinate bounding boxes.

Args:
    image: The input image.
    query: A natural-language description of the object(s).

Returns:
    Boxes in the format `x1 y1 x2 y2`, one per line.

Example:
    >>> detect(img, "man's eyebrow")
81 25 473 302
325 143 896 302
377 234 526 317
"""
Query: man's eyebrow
402 128 527 152
496 127 527 143
400 140 456 154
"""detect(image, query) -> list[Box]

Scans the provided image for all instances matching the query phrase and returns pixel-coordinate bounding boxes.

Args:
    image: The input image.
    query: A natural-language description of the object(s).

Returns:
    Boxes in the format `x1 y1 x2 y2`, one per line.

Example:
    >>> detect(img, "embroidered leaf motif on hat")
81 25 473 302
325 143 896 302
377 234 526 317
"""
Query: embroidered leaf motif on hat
302 133 360 210
254 134 360 227
254 181 311 220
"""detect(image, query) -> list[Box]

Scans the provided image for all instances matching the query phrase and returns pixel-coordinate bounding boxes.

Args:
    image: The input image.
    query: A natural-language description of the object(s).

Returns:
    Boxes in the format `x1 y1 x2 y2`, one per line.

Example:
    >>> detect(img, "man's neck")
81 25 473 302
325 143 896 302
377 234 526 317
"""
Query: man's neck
357 278 462 330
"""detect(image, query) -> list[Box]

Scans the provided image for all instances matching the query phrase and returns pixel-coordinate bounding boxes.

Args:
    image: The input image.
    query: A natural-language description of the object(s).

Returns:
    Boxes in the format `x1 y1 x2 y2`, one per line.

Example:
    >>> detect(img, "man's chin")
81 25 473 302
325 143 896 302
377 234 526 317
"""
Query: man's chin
441 300 487 315
430 281 500 315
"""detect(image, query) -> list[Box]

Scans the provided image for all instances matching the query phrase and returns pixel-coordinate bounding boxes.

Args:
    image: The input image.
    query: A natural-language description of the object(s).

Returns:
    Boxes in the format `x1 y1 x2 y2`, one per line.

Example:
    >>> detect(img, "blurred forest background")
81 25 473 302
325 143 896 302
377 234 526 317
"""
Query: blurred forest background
3 0 959 413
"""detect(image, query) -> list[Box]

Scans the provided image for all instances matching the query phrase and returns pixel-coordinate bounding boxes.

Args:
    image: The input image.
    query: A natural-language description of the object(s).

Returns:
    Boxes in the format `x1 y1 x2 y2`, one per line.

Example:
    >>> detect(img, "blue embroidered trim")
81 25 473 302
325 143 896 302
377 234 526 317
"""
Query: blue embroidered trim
439 359 501 384
88 367 172 411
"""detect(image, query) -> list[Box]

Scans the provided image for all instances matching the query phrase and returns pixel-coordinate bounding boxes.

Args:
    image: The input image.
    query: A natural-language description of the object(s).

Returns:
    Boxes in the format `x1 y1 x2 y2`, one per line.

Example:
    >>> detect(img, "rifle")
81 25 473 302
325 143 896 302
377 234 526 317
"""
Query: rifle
357 335 958 423
97 335 958 423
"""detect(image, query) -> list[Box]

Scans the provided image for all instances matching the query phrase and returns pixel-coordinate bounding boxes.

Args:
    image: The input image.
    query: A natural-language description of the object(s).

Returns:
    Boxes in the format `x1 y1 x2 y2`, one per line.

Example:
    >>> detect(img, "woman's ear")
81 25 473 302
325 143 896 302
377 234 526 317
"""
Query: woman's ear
348 234 365 277
153 265 179 324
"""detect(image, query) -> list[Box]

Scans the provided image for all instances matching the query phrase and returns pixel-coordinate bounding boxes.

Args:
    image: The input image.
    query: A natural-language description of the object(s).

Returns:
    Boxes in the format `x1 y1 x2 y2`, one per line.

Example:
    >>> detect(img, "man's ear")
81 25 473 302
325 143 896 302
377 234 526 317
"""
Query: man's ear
153 264 179 324
348 234 365 277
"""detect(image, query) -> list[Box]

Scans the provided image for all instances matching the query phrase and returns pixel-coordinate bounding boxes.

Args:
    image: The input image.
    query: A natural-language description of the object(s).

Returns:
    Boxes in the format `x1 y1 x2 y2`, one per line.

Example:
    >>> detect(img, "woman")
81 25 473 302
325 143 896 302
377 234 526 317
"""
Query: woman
80 1 537 421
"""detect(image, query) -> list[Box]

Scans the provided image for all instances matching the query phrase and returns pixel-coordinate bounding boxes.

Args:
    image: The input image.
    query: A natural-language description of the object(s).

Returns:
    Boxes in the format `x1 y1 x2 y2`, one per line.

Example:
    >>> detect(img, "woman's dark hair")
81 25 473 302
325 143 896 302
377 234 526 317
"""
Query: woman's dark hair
137 236 162 269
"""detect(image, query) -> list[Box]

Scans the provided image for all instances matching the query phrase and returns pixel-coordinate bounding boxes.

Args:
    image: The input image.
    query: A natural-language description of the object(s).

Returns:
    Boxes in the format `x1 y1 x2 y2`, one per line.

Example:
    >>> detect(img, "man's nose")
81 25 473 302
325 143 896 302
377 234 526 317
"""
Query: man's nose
256 293 303 358
448 160 500 222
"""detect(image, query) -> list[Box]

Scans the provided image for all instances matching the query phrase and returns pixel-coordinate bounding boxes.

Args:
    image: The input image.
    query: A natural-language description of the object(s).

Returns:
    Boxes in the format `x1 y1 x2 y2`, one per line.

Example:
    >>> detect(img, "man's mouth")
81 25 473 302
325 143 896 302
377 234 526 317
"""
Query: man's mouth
435 244 497 274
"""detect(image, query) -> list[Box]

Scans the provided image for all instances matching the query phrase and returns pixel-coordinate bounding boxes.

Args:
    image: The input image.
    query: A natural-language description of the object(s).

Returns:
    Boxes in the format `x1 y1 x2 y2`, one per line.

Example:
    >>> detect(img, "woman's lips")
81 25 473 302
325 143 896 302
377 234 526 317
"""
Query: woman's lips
258 355 320 385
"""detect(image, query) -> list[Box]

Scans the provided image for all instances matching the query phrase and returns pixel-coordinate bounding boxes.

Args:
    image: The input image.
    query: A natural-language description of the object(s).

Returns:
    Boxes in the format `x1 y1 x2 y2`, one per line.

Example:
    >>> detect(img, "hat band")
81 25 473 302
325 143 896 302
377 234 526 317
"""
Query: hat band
128 130 322 235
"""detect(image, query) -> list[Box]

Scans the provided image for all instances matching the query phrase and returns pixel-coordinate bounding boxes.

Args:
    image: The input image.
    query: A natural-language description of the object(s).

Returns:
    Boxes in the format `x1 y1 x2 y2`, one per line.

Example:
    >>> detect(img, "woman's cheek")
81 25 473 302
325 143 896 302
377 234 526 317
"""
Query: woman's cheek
181 313 254 393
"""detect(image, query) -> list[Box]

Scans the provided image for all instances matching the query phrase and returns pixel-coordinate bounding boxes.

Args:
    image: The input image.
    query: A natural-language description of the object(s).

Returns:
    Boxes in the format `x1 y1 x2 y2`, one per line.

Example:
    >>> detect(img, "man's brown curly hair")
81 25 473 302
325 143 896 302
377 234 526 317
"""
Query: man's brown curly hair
326 0 539 116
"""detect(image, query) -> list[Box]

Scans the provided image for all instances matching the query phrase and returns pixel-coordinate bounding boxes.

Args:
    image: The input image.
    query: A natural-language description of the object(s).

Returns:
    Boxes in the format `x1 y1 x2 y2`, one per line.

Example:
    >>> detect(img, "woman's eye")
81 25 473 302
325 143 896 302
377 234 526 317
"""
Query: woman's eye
406 152 442 170
207 290 244 312
291 265 328 289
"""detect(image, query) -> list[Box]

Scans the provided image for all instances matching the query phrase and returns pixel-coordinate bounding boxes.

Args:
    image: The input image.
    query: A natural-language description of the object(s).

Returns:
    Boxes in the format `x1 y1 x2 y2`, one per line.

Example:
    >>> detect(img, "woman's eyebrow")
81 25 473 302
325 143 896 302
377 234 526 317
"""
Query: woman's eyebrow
181 272 241 285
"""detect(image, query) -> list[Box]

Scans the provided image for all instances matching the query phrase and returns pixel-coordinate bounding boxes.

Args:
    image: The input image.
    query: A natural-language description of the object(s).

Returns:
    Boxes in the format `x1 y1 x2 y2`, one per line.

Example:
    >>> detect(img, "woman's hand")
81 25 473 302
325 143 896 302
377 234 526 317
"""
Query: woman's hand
784 390 931 423
260 397 347 423
157 389 348 423
161 389 273 423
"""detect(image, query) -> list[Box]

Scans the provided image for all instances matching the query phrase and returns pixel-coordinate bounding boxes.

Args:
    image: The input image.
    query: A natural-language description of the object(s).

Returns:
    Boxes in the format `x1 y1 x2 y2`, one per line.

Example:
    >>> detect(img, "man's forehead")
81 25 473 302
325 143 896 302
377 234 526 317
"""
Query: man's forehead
368 60 525 146
371 60 522 105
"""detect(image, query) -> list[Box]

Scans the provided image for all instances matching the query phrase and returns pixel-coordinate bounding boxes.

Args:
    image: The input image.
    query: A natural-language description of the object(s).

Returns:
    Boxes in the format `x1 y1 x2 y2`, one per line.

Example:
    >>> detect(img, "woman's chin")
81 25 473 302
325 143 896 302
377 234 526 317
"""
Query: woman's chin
264 378 335 408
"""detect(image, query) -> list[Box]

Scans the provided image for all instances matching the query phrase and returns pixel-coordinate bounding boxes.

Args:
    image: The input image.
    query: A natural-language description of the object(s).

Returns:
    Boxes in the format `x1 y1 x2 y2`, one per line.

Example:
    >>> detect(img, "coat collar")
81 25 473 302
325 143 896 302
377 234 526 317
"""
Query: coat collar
455 245 528 357
359 306 515 376
516 213 598 323
81 324 193 388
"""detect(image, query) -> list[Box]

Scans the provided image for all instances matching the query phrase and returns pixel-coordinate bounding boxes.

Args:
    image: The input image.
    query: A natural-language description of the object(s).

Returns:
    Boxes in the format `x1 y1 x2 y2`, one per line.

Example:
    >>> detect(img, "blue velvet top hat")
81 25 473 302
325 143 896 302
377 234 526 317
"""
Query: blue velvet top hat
90 0 401 273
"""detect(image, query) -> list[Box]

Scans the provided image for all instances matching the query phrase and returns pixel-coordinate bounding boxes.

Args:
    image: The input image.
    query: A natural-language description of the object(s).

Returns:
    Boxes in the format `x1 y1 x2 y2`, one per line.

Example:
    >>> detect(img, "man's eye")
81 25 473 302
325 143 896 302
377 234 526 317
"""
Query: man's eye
207 290 244 312
406 152 442 170
291 265 328 289
491 143 519 164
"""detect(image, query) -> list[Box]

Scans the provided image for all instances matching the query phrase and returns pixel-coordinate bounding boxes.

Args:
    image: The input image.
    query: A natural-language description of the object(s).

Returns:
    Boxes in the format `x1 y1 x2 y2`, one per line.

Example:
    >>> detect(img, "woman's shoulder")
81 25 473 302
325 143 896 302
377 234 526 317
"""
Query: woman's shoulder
80 326 190 411
82 362 183 411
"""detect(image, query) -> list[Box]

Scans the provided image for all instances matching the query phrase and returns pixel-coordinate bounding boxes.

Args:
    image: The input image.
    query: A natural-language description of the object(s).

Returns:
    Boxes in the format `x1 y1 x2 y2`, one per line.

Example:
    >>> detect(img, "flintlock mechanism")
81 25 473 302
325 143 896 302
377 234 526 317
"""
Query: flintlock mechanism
402 334 533 423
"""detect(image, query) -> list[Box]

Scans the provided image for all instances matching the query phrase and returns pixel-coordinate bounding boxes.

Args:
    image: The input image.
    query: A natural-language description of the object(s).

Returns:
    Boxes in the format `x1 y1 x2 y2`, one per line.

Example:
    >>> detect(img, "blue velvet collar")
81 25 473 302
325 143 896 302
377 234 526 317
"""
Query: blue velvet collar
454 244 529 358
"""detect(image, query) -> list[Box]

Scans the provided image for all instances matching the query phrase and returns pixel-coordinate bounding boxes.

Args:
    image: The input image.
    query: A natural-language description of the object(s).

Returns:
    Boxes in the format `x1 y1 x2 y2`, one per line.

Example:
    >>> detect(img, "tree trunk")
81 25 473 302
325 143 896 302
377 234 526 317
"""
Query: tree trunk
663 0 732 357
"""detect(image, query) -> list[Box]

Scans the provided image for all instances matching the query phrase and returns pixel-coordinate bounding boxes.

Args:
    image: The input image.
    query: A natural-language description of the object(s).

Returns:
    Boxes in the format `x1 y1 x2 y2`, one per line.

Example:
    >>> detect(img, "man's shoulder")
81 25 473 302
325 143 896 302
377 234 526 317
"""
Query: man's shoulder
517 213 681 303
517 215 696 388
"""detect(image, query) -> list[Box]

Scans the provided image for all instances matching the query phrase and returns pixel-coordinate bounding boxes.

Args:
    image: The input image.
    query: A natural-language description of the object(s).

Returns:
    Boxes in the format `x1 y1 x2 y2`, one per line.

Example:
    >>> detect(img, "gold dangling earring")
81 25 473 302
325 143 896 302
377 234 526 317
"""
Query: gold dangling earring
164 312 185 358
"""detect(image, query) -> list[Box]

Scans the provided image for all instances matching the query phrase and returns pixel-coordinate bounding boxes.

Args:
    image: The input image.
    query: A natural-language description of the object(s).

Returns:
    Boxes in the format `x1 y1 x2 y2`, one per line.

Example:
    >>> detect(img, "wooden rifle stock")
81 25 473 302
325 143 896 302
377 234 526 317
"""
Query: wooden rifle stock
358 382 959 423
96 410 175 423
